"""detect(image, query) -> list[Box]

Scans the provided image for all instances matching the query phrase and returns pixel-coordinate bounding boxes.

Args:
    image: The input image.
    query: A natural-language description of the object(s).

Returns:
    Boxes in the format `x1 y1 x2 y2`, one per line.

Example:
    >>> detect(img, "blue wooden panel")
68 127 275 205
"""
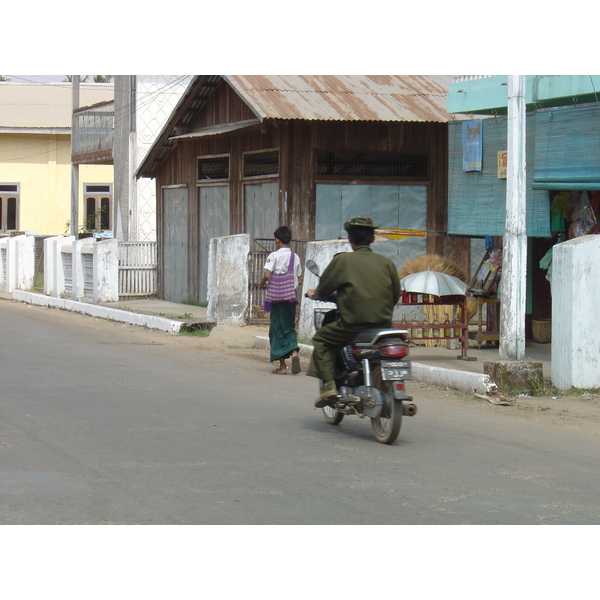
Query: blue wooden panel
315 183 428 268
370 185 399 227
315 184 343 240
341 184 368 226
448 119 550 237
534 104 600 190
400 185 427 229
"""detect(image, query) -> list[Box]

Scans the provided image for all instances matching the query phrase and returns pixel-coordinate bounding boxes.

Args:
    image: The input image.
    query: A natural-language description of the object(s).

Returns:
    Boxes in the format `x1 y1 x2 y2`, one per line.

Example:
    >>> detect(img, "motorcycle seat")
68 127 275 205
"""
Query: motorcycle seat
352 328 402 347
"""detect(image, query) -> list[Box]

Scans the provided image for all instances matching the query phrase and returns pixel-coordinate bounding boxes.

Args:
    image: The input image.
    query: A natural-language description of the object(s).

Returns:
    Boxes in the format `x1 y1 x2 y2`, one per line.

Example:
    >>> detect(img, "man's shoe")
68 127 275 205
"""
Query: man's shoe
314 381 337 408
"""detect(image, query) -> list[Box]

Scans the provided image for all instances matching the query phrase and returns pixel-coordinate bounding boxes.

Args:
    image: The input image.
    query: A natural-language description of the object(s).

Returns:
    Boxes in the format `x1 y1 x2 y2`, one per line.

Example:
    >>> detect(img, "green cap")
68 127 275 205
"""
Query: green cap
343 215 380 231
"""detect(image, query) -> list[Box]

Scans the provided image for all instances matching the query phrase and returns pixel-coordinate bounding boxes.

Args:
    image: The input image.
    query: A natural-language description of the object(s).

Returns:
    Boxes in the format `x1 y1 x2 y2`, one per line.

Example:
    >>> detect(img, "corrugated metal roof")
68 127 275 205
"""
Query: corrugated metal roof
224 75 456 122
0 82 114 130
172 118 262 140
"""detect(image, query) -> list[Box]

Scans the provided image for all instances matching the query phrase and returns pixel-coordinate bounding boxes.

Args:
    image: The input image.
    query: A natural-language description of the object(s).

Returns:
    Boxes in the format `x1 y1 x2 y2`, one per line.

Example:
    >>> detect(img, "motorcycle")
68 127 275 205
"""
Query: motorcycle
305 260 417 445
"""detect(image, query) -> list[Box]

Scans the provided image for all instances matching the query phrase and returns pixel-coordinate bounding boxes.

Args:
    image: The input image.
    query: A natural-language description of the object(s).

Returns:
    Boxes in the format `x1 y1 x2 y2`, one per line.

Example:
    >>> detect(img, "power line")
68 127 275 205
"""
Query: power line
0 76 193 162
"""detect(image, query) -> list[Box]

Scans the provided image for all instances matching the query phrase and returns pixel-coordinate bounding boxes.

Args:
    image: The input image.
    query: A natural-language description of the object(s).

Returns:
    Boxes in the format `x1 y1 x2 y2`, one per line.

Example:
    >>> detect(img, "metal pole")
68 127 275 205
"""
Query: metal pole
500 75 527 361
70 76 80 237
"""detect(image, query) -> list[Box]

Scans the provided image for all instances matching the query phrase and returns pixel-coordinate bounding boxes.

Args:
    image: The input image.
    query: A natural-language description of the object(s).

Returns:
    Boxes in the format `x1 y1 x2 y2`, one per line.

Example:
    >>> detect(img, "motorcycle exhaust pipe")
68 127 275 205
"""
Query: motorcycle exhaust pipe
402 403 417 417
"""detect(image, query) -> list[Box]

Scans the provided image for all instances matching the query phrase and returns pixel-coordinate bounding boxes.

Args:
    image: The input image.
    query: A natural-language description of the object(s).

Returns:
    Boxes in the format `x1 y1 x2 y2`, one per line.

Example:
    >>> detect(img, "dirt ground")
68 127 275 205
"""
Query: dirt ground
13 302 600 439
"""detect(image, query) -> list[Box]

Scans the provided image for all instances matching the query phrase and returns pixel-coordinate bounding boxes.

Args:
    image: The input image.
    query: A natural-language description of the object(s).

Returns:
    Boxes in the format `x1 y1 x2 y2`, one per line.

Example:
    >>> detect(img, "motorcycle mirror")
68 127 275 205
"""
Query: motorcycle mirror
305 260 320 277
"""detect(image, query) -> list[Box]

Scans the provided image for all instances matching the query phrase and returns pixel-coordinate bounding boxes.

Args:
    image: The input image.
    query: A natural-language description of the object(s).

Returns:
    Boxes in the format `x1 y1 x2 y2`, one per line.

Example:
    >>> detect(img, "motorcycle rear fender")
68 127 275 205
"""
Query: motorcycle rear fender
390 381 411 400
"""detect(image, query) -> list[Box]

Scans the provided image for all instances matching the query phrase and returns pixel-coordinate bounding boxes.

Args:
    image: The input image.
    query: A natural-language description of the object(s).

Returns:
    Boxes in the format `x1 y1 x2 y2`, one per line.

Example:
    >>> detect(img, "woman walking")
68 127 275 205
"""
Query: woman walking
260 226 303 375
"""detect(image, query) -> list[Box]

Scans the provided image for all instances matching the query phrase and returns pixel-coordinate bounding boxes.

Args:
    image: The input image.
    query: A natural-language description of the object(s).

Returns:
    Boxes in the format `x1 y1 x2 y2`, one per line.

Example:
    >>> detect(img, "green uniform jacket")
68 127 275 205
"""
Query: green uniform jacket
315 246 401 328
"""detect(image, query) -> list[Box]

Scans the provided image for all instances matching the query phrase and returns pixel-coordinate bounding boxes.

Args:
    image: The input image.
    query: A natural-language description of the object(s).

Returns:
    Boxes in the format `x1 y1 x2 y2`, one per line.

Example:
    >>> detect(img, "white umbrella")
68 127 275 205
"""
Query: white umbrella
400 269 468 297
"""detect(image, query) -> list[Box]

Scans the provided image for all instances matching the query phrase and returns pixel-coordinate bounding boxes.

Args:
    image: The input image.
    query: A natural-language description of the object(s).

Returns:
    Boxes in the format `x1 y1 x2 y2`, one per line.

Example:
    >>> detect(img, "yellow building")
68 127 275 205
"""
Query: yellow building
0 82 114 235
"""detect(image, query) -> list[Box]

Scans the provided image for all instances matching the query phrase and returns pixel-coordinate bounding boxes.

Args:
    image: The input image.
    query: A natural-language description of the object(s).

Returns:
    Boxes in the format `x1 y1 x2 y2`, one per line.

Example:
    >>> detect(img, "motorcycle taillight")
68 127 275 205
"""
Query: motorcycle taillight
379 345 408 358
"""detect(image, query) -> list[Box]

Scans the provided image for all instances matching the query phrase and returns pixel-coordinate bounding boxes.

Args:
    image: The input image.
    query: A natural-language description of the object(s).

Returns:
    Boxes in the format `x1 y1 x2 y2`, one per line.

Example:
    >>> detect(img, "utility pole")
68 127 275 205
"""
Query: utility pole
500 75 527 361
70 76 80 237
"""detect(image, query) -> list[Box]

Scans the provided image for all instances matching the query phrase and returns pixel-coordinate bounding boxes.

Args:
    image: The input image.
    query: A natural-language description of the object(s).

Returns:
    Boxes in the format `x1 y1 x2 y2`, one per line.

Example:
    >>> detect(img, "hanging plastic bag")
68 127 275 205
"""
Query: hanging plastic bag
568 191 599 238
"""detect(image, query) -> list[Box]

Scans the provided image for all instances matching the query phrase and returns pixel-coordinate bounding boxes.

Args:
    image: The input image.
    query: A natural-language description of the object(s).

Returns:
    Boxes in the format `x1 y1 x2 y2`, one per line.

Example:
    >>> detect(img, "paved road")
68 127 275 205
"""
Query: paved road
1 300 599 525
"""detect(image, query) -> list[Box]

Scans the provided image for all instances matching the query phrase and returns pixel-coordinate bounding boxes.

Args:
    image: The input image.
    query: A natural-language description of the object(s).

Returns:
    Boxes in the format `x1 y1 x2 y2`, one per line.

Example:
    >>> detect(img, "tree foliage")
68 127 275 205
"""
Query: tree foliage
63 76 112 83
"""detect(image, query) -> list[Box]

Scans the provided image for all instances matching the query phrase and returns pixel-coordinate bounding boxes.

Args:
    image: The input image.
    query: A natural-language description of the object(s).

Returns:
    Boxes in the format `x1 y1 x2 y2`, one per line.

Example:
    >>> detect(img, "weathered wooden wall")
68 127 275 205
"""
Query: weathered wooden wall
154 84 464 300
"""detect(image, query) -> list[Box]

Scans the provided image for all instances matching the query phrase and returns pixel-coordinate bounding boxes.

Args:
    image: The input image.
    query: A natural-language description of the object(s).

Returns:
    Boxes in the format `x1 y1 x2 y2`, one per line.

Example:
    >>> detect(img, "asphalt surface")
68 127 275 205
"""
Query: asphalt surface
1 299 598 525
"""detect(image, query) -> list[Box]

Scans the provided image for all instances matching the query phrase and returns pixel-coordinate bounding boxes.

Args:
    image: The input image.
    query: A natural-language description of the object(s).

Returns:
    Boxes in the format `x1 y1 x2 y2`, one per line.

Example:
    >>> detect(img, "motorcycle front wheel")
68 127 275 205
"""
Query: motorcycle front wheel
322 404 344 425
370 366 402 444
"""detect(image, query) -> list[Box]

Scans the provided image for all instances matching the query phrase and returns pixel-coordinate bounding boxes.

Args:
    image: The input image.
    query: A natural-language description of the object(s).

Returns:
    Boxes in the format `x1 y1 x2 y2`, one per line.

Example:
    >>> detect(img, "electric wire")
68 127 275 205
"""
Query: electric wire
0 76 193 162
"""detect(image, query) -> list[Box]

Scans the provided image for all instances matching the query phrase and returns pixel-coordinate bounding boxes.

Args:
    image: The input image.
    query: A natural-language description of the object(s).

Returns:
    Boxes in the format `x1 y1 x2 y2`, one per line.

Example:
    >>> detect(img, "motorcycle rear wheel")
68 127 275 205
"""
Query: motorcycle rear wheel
370 366 402 444
322 404 344 425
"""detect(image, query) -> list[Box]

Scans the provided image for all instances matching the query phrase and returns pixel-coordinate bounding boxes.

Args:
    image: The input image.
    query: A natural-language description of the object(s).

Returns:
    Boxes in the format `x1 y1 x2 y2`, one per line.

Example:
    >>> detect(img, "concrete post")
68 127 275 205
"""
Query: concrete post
551 234 600 390
14 235 35 291
206 234 250 326
298 240 352 341
44 235 73 297
1 235 35 292
500 75 528 362
93 238 119 302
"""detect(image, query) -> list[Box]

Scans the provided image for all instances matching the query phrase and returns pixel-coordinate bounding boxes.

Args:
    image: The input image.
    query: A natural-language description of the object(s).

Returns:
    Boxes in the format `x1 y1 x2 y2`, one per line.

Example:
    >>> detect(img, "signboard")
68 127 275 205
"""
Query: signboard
497 150 507 179
462 120 483 171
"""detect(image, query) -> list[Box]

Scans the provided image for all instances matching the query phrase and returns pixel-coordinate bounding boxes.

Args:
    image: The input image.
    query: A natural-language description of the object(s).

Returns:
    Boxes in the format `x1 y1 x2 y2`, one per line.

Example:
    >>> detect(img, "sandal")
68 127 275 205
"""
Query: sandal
291 355 301 374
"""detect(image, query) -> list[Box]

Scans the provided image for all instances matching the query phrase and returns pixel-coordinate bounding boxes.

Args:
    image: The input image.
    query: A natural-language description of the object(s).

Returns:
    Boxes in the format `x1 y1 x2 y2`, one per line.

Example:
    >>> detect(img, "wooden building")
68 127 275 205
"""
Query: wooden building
136 75 467 303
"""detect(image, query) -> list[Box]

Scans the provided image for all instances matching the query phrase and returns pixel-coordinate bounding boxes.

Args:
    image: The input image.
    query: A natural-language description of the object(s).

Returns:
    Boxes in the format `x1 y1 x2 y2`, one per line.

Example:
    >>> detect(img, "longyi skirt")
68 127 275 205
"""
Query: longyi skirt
269 301 299 362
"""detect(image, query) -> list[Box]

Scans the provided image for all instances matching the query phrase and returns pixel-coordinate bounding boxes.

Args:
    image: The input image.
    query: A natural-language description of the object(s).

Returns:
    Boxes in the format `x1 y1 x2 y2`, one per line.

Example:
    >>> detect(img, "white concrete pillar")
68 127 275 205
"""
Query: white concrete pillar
298 240 351 341
500 75 528 361
45 235 70 296
93 238 119 302
15 235 35 291
551 234 600 389
207 234 250 326
1 235 35 292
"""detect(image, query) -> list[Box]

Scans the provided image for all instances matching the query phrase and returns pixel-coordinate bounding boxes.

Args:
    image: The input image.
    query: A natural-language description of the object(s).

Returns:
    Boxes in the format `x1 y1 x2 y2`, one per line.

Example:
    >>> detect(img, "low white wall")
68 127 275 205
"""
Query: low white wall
207 233 250 326
298 240 351 341
43 235 118 303
552 234 600 390
0 235 35 293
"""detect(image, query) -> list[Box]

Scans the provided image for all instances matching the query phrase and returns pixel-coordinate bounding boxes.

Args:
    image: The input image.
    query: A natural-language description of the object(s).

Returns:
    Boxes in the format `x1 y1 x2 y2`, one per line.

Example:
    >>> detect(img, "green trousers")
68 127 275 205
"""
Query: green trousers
306 320 364 382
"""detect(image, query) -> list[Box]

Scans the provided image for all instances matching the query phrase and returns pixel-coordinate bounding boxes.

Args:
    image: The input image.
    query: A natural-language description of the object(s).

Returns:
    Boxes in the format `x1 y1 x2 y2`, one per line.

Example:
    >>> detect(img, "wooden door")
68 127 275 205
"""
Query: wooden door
162 187 188 302
198 185 230 303
244 181 279 240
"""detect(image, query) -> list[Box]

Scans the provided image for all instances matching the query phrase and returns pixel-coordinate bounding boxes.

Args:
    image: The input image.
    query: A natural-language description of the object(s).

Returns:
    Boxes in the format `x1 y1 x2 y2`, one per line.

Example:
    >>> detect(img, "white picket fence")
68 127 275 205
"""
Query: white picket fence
118 241 157 297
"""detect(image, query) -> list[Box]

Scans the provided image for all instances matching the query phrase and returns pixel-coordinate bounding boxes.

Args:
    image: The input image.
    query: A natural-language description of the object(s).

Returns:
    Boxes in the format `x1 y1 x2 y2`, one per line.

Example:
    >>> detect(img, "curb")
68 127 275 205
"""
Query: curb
10 290 185 334
254 335 496 396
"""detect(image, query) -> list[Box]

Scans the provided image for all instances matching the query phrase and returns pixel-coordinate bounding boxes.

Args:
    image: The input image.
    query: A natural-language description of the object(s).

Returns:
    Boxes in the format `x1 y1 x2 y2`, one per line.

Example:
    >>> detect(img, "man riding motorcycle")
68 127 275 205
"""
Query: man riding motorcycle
305 216 401 407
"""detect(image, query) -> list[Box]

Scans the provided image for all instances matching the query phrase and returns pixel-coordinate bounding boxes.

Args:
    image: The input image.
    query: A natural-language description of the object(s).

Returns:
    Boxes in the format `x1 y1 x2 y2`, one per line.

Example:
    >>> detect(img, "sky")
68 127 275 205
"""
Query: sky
4 75 81 83
4 2 595 78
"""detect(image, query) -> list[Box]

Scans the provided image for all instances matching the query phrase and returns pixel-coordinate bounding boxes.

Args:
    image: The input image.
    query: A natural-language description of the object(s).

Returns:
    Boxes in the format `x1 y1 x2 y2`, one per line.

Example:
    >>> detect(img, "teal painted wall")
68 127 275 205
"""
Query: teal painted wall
448 75 600 115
